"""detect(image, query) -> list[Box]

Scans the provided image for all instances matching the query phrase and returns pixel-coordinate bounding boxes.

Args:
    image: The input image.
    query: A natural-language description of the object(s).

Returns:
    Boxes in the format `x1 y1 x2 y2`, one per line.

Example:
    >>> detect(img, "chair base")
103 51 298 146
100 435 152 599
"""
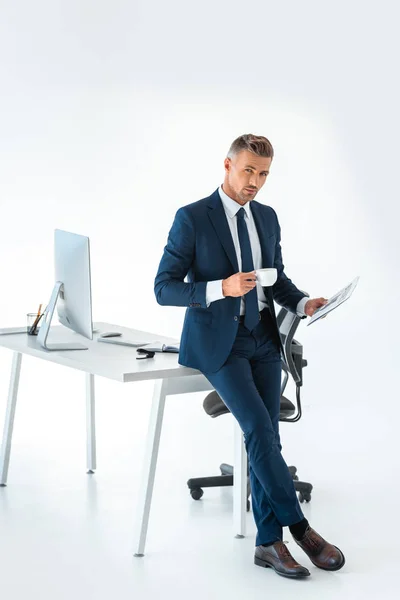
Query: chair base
187 464 313 508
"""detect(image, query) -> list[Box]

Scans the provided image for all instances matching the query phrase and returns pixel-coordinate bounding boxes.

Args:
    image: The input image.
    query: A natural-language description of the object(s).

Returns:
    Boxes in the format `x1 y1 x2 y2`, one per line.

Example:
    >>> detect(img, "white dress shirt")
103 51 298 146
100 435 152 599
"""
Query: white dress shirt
205 186 308 317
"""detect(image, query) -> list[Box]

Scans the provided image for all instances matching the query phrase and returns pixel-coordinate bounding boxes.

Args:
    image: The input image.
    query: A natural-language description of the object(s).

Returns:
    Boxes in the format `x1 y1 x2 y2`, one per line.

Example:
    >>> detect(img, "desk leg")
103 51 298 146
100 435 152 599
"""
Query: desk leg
134 378 167 557
233 420 247 539
86 374 96 474
0 352 23 486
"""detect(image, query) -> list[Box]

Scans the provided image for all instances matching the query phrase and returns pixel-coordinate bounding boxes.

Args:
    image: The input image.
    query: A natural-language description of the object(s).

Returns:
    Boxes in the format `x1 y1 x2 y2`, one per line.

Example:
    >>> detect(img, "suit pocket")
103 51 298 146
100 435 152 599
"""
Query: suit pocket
191 309 213 326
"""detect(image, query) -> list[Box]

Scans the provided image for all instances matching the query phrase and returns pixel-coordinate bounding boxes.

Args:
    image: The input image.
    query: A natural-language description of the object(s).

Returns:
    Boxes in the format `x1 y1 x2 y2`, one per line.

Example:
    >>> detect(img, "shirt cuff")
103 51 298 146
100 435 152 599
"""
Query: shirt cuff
206 280 225 307
296 296 308 317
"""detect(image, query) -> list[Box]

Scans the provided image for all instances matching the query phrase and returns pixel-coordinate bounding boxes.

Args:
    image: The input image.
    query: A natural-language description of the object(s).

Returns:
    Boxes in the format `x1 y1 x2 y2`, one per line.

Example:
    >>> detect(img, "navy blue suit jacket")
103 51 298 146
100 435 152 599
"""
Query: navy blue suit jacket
154 189 306 373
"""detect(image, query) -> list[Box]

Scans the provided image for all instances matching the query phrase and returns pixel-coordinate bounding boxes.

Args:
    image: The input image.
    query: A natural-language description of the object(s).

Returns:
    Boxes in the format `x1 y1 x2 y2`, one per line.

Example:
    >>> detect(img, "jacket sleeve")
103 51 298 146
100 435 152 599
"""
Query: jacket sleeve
154 207 208 308
271 210 307 314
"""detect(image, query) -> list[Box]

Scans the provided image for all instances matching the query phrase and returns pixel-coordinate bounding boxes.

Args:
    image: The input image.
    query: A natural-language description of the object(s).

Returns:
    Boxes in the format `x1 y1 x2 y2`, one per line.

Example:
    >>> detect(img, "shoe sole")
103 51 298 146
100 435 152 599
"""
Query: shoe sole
254 556 310 578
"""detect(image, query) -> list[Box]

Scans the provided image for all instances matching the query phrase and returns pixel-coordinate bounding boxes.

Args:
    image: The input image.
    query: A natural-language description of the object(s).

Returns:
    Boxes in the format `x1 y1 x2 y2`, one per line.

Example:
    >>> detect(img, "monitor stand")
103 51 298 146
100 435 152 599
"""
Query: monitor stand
37 281 88 351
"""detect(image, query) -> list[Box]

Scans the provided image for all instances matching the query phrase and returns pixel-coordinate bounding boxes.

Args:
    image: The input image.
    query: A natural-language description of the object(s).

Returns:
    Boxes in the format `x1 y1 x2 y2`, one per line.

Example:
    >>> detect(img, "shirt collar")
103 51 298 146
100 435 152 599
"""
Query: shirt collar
218 185 252 219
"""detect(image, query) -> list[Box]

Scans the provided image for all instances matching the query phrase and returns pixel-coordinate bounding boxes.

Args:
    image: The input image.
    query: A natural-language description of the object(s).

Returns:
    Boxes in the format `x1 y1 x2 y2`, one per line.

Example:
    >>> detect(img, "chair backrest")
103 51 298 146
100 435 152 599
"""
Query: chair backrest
277 307 303 385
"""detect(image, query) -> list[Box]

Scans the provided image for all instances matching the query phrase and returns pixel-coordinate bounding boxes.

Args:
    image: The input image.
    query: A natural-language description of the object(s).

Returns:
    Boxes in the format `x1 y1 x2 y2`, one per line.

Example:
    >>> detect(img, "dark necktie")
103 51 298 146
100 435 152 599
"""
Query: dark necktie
236 207 259 331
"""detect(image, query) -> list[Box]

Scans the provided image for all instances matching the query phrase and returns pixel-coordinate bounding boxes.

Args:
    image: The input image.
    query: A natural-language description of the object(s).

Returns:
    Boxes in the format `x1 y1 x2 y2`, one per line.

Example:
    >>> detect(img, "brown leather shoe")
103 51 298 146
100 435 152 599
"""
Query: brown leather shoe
254 541 310 579
294 526 345 571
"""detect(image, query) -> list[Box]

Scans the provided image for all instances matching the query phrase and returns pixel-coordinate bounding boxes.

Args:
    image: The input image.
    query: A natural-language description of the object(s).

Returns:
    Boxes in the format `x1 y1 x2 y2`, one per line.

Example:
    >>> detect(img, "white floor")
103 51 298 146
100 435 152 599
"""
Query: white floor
0 338 398 600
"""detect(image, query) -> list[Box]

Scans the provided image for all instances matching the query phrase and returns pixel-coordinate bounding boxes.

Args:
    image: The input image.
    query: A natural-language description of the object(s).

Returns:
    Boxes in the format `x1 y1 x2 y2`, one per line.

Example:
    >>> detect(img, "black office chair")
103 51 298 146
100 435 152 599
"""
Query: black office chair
187 306 313 510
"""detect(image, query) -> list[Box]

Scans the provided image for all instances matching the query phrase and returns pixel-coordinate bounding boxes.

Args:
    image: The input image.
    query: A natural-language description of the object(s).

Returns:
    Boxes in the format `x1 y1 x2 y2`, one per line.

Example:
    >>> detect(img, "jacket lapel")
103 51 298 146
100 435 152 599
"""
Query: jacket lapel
250 201 283 350
207 190 239 272
250 201 269 268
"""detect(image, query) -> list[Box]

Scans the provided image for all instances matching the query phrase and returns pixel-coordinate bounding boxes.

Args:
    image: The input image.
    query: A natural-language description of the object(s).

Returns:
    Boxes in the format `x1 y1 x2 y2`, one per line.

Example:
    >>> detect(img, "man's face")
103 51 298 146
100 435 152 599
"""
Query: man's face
223 150 272 205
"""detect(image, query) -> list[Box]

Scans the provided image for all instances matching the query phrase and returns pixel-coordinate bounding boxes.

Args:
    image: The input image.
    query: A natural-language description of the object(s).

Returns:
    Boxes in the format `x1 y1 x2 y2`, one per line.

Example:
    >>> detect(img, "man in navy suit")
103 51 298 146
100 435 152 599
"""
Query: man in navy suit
154 134 345 578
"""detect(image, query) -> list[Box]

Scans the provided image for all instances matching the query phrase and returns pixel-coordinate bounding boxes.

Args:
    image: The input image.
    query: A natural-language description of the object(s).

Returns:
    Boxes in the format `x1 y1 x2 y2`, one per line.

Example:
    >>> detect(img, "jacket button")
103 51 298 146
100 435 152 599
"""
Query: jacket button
234 316 238 321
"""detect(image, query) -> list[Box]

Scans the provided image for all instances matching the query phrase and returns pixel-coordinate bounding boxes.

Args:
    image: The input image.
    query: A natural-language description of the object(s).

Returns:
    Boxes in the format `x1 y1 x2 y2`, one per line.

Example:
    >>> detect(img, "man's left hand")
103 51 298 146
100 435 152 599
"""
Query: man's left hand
304 297 328 317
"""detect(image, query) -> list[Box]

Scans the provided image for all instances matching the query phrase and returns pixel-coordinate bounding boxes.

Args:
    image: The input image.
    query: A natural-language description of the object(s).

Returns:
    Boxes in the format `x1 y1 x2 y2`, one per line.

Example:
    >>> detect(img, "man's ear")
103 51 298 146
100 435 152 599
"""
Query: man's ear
224 157 231 172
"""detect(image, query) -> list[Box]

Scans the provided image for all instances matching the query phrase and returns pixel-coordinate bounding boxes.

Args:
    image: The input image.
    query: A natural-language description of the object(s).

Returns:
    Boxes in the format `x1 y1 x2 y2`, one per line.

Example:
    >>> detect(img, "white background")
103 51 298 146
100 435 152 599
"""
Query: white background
0 2 399 598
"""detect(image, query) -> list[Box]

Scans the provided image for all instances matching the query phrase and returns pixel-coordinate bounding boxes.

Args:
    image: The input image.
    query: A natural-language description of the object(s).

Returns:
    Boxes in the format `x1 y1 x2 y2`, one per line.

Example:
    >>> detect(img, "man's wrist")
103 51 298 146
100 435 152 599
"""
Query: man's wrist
296 295 309 317
206 280 226 306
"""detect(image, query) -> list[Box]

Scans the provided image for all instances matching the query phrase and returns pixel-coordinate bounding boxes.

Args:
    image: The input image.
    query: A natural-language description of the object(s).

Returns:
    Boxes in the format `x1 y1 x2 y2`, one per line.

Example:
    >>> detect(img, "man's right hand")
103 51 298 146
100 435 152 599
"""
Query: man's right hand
222 272 257 297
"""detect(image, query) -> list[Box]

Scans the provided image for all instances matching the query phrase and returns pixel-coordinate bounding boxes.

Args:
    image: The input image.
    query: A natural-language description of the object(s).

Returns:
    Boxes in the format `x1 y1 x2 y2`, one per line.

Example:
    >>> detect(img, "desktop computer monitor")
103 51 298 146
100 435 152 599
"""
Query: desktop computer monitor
37 229 93 351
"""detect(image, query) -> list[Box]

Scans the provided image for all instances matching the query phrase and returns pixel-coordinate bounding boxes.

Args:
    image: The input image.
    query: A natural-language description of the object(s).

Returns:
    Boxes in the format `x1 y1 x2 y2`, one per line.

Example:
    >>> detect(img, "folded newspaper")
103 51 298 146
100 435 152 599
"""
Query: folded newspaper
307 276 359 326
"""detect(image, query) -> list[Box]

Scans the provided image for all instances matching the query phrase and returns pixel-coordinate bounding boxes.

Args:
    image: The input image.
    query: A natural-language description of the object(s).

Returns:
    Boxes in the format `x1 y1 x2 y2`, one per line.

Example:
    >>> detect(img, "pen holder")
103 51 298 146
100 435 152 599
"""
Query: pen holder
27 312 42 336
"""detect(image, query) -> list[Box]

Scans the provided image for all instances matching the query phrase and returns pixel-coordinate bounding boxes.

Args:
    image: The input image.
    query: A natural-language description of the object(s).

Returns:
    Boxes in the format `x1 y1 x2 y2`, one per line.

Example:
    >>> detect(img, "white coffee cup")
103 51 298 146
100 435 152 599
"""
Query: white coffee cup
255 268 277 287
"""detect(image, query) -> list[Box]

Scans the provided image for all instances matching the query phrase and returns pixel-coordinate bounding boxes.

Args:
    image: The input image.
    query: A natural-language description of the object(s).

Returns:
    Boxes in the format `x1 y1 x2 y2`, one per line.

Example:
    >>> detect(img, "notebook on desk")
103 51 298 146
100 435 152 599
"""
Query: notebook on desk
97 336 180 352
139 342 180 353
97 337 151 348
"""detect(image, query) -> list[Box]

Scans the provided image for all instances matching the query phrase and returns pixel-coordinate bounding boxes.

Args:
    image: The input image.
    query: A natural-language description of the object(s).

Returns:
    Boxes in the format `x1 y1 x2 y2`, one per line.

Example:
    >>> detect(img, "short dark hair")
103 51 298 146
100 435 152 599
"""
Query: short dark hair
227 134 274 160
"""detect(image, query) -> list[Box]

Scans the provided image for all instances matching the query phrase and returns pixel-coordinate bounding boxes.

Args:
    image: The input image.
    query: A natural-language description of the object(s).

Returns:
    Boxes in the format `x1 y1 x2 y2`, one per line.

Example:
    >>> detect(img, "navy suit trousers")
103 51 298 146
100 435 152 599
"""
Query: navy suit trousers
202 310 304 546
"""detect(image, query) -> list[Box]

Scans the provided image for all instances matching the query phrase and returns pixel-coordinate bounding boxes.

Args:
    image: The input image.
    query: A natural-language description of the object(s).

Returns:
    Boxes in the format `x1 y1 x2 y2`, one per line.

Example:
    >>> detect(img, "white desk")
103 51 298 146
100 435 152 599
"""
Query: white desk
0 322 248 555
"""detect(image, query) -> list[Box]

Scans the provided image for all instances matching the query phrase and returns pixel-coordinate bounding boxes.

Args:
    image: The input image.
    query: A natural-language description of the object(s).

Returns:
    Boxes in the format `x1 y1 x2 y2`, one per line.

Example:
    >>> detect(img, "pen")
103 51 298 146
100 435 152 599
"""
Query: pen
29 304 43 335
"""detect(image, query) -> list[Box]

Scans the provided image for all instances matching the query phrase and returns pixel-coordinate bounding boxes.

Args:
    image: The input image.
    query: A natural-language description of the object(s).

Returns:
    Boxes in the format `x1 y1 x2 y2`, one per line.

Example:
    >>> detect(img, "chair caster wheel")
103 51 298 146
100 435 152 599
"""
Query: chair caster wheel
246 499 251 512
298 491 311 503
190 488 204 500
